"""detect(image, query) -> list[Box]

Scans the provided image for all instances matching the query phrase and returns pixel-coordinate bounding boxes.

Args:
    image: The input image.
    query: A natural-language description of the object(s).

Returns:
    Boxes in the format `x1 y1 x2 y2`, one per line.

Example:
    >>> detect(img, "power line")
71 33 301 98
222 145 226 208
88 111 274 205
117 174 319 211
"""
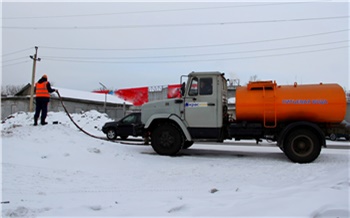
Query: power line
1 2 311 20
39 29 349 51
41 40 349 60
2 56 28 63
1 60 30 67
1 47 33 57
41 46 348 64
3 15 348 30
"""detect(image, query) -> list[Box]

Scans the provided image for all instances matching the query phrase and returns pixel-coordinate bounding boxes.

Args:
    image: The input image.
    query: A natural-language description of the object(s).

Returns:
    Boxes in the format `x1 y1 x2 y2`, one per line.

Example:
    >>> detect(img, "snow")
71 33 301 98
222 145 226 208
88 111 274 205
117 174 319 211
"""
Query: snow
1 110 350 217
228 97 236 104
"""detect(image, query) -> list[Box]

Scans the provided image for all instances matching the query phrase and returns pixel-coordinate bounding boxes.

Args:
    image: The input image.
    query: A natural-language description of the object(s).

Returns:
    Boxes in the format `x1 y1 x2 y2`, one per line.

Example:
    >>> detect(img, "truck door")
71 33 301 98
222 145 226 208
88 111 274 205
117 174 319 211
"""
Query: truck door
184 76 220 138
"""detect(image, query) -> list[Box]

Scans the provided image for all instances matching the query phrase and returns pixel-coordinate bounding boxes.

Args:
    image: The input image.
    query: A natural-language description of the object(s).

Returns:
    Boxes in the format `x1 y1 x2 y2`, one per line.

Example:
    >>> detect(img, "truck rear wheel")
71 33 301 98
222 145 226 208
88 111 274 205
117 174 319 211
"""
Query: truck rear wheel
151 123 184 155
283 129 321 163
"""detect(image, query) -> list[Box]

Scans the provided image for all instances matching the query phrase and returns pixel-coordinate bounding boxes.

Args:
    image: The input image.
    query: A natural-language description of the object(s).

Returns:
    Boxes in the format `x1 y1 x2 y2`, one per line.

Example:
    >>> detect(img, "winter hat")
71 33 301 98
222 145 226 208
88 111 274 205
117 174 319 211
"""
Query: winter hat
42 74 48 79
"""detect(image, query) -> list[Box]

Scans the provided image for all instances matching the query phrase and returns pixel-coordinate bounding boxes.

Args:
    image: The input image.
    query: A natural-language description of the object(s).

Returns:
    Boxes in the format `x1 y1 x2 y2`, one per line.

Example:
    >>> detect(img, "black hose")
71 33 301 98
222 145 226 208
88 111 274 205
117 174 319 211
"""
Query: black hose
55 90 107 141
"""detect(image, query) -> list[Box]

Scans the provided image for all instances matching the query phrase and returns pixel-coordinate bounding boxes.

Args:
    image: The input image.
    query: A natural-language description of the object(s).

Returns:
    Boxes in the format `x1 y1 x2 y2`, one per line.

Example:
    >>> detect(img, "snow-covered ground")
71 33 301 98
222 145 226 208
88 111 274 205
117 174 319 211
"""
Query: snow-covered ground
1 110 349 217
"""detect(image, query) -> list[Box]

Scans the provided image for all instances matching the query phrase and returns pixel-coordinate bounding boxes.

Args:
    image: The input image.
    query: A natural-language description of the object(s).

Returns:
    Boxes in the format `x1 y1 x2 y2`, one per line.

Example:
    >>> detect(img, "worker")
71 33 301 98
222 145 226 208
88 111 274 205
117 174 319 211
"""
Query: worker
33 74 57 126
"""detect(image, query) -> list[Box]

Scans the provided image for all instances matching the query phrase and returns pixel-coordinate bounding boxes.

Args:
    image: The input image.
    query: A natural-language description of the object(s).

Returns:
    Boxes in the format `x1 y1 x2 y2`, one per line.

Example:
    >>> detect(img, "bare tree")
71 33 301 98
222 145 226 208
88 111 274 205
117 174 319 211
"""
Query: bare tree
1 85 24 96
249 75 259 82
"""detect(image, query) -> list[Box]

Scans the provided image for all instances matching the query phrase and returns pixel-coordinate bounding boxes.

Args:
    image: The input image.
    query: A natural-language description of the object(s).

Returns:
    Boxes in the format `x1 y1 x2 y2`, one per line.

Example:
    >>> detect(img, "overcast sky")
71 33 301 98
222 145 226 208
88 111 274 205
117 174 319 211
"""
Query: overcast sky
2 1 349 92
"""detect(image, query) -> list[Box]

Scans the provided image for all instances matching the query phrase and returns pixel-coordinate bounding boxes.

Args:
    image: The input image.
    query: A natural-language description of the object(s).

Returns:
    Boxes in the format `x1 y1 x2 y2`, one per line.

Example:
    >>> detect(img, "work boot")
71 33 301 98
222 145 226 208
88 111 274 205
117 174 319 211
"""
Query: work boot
34 118 38 126
41 119 48 125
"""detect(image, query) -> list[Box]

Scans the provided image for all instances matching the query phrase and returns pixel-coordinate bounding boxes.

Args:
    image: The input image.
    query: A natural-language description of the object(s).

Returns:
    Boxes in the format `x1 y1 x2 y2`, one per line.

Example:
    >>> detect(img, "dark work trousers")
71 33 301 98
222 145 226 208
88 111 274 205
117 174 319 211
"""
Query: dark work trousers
34 98 49 124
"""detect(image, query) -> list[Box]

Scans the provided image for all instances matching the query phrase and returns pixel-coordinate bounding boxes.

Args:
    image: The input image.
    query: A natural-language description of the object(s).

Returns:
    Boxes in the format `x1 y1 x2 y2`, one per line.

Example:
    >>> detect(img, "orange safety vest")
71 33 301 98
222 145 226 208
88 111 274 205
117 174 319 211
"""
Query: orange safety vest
35 82 50 98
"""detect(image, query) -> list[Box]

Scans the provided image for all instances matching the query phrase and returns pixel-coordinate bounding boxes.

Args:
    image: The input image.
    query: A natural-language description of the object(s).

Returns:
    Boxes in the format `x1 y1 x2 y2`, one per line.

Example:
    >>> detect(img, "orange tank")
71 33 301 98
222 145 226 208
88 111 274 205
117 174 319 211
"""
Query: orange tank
235 81 346 125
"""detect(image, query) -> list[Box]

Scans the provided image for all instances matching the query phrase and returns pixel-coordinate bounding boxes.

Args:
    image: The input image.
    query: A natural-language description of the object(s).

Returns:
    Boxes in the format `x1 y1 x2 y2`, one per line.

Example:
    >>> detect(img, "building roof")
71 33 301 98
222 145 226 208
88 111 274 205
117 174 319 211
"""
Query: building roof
14 83 32 96
13 84 129 105
53 87 128 104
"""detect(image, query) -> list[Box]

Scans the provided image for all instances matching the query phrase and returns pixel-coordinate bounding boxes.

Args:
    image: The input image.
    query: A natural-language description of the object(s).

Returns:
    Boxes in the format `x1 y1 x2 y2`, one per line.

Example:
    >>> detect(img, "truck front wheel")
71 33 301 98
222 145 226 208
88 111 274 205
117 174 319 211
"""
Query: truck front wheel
283 129 321 163
151 123 184 155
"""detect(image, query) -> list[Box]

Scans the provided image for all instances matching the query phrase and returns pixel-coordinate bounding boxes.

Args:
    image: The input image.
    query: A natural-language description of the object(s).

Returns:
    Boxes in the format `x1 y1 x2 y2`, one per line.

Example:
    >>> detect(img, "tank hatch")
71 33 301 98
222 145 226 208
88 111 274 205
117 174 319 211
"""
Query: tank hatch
247 81 277 90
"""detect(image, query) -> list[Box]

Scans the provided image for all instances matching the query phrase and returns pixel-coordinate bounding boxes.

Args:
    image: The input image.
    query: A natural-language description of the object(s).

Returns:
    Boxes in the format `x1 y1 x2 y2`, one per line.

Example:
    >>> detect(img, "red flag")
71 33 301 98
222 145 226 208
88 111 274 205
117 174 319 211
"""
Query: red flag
115 87 148 106
167 84 182 98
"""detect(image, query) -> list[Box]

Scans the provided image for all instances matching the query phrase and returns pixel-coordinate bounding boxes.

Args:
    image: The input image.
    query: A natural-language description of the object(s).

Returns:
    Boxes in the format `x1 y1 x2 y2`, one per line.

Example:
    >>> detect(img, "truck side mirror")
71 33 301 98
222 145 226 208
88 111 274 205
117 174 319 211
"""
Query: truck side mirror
180 82 186 96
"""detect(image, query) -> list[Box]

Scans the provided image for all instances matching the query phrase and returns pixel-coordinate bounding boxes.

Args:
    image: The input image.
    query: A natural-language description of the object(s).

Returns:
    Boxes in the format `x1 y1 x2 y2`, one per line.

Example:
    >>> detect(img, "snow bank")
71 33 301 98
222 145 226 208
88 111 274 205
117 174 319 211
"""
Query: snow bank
2 110 113 138
1 111 349 217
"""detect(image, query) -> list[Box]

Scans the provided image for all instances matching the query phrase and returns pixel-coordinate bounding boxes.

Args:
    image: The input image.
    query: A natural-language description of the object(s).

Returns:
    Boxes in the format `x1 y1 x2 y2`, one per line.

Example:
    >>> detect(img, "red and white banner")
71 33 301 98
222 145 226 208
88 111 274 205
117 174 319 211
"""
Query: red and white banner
167 84 182 98
114 87 149 106
94 84 183 106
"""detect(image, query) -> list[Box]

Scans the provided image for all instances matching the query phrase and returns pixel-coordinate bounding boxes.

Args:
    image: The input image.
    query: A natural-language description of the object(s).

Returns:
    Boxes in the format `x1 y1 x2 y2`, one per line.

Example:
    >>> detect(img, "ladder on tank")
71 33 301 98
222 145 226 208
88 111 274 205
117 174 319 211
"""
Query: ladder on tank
263 84 277 128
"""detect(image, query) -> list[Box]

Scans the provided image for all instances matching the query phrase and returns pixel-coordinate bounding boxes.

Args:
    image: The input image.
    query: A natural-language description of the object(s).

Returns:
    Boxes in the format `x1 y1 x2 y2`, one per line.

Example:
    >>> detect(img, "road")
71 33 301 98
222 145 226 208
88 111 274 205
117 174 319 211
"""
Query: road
197 140 350 150
118 138 350 150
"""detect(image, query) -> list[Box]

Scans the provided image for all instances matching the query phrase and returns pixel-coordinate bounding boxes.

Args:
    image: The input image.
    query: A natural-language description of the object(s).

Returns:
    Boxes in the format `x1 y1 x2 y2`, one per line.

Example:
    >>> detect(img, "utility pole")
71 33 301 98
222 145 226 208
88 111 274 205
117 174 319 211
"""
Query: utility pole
29 46 41 112
99 82 108 113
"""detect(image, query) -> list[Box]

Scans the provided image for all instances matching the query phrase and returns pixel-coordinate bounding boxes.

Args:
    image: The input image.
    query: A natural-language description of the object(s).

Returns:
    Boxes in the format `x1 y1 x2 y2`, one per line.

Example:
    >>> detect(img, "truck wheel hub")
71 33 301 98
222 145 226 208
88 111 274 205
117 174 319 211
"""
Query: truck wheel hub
292 136 313 156
160 132 174 147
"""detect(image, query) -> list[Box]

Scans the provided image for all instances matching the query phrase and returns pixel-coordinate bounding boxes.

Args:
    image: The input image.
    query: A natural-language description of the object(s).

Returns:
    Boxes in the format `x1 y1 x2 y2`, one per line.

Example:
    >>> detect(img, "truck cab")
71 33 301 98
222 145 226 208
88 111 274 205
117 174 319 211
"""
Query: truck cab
141 72 228 154
181 72 228 140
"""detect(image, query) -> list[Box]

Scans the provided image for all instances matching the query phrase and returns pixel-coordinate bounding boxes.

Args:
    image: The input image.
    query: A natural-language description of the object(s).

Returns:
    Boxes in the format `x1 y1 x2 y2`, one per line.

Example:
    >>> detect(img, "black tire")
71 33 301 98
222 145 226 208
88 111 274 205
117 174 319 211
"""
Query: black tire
183 141 194 149
278 145 284 152
106 128 117 140
330 133 337 141
151 123 184 155
283 129 321 163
